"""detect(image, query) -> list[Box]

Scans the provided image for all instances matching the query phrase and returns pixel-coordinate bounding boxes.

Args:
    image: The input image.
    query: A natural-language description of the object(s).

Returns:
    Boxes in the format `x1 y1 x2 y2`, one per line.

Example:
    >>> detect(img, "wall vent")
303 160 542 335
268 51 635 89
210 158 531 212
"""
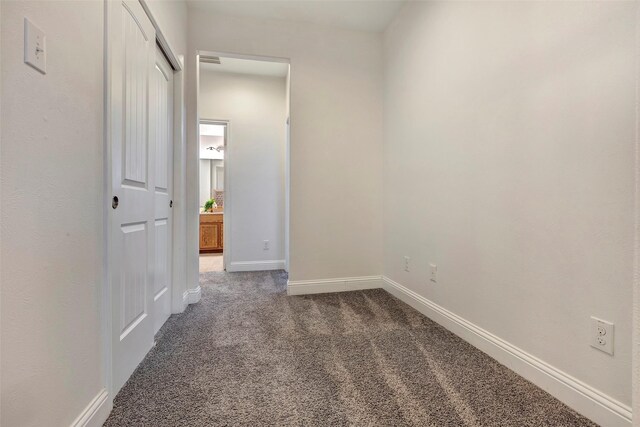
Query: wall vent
200 56 221 65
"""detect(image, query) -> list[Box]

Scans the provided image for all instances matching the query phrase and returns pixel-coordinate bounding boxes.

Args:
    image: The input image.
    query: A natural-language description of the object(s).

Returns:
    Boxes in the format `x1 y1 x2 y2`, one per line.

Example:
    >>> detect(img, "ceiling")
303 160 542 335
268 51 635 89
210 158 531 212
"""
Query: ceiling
187 0 405 33
200 57 289 77
200 124 225 136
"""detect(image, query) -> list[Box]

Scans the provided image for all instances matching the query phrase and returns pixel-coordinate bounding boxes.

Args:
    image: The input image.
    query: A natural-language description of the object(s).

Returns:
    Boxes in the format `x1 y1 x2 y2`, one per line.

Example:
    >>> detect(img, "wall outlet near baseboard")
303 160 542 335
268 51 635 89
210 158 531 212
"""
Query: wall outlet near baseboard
404 256 410 272
590 316 614 355
24 18 47 74
429 263 437 283
263 240 270 251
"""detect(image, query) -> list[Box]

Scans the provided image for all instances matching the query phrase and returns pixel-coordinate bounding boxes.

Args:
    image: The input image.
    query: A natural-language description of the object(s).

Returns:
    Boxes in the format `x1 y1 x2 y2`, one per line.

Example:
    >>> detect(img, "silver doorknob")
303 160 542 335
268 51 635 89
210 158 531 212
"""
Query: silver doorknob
170 200 173 208
112 196 119 209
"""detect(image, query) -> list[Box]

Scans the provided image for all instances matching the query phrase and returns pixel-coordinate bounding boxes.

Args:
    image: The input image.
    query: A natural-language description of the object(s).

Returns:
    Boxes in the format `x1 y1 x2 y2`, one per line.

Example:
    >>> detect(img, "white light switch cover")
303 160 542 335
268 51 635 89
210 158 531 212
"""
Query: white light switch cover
24 18 46 74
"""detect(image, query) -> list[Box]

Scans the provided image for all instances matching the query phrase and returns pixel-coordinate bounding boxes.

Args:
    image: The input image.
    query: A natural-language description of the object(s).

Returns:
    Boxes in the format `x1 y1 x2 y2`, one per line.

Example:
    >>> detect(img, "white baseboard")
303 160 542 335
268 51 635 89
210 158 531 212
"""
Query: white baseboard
226 260 285 272
287 275 383 296
381 276 632 427
70 388 111 427
183 286 201 305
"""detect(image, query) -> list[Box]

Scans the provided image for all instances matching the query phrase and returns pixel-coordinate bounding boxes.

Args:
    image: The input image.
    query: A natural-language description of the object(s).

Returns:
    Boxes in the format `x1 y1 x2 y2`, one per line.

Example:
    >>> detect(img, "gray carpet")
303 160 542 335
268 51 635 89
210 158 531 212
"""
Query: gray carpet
104 270 597 426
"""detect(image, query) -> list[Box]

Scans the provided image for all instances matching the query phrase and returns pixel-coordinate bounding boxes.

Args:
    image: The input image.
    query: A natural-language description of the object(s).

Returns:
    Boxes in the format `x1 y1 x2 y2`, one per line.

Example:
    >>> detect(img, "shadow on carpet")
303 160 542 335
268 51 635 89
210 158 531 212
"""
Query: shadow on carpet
104 270 597 426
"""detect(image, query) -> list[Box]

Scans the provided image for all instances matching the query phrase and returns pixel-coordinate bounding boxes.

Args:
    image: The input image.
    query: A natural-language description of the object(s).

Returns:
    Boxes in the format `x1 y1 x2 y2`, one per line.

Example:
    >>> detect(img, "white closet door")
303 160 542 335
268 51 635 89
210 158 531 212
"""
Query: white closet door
152 46 174 335
109 0 156 394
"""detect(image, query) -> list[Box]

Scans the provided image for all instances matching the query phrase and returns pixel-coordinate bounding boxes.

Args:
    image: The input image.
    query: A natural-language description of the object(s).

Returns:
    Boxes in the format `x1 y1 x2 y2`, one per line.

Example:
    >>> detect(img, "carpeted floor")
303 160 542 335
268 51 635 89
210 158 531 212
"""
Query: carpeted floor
104 270 597 426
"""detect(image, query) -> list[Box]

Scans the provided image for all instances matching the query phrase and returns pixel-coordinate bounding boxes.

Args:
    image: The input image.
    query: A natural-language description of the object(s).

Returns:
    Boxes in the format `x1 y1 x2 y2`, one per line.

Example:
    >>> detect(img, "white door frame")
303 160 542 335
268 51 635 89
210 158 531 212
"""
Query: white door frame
194 50 291 277
199 119 229 269
102 0 185 402
634 3 640 420
634 4 640 423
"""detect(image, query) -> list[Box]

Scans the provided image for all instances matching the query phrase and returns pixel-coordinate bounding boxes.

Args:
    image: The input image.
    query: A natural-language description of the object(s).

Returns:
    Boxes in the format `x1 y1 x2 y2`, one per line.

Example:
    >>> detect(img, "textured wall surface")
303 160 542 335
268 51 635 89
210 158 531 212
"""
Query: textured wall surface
634 4 640 423
383 0 635 409
187 9 384 282
1 1 104 425
200 71 287 266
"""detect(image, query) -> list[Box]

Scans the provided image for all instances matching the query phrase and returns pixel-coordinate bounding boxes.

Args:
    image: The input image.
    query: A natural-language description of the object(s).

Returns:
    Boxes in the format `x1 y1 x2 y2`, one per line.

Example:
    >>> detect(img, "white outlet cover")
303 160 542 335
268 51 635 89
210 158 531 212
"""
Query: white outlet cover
24 18 46 74
590 316 614 356
429 264 437 283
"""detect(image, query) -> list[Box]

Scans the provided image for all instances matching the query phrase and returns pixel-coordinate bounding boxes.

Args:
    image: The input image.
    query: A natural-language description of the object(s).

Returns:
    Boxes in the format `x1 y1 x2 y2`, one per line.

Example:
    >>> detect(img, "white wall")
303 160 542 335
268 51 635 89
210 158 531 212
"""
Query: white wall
1 0 189 425
187 10 384 281
0 2 4 422
634 5 640 422
384 0 635 415
200 70 286 266
1 1 104 425
144 0 187 58
284 67 290 272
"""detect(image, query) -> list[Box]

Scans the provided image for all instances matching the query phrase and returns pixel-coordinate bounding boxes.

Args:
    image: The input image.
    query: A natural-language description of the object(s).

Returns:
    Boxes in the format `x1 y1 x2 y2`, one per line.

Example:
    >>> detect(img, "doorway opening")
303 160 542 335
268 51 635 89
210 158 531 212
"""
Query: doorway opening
196 52 290 277
199 121 226 272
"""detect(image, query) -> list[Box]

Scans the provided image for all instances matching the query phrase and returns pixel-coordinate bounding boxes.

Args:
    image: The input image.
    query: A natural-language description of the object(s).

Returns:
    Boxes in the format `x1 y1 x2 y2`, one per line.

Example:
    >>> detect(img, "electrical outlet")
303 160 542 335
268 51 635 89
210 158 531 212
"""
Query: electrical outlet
24 18 46 74
404 256 410 272
429 264 437 283
263 240 269 251
590 317 614 355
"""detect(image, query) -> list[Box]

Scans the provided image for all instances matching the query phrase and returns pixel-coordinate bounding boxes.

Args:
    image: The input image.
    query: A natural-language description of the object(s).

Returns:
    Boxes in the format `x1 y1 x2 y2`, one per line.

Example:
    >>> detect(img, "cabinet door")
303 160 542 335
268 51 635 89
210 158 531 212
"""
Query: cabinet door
219 223 224 249
200 224 219 250
199 224 206 249
213 223 222 250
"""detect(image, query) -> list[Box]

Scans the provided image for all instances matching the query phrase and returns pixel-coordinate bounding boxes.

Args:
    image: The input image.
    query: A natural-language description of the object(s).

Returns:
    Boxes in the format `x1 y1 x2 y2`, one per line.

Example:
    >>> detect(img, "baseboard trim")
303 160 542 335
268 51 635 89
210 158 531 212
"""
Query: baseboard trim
381 276 632 427
183 286 201 305
227 260 285 272
70 388 111 427
287 275 383 296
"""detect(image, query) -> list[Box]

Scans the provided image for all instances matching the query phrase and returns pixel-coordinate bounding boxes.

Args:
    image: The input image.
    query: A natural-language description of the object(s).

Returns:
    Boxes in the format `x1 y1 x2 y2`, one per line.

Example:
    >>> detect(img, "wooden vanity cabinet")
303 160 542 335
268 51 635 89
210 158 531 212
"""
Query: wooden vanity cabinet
199 213 223 252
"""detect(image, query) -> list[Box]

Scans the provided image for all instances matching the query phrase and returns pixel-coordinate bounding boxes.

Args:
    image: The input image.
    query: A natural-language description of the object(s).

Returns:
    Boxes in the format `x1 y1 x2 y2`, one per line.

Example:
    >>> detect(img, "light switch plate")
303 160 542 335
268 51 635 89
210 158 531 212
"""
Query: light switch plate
24 18 46 74
429 263 437 283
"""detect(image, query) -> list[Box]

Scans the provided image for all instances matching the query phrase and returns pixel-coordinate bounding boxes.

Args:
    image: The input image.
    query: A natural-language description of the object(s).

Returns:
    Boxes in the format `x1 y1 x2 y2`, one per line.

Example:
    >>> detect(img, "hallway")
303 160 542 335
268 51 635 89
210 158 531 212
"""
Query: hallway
104 271 594 426
1 1 637 425
200 253 224 273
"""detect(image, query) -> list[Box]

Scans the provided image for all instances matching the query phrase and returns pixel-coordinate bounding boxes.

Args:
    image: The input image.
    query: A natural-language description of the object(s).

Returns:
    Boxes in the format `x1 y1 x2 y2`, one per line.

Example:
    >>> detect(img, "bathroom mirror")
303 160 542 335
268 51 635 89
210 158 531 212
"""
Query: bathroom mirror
199 121 225 209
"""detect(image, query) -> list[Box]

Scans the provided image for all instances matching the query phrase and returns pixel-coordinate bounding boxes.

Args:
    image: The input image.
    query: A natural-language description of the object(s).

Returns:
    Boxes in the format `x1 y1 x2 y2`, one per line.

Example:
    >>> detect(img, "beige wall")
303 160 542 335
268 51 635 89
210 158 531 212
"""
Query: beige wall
200 70 287 268
2 1 636 426
384 0 635 413
0 0 189 425
187 9 384 282
635 5 640 423
145 0 187 58
1 1 104 425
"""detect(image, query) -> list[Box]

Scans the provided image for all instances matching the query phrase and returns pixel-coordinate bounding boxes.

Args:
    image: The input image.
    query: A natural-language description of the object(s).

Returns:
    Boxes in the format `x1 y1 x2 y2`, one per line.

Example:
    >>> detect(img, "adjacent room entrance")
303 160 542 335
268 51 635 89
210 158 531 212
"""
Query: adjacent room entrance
196 53 290 275
199 121 226 272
